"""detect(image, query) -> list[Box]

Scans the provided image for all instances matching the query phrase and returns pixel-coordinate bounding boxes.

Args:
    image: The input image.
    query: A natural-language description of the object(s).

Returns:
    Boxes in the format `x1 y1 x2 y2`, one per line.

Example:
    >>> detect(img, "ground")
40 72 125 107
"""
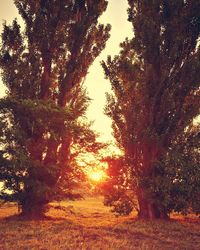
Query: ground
0 197 199 250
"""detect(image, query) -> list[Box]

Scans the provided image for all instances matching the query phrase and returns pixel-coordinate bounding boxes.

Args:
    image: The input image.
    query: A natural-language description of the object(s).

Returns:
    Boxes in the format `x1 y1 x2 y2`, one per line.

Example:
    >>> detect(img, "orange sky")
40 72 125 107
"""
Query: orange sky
0 0 132 143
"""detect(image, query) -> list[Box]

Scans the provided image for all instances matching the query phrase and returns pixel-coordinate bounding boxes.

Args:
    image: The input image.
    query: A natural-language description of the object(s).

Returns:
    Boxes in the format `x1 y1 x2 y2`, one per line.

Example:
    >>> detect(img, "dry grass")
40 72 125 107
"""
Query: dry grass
0 197 199 250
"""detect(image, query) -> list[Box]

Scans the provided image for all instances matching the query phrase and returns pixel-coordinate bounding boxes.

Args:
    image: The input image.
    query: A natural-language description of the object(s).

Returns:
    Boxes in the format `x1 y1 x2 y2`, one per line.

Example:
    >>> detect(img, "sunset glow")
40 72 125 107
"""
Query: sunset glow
87 169 107 183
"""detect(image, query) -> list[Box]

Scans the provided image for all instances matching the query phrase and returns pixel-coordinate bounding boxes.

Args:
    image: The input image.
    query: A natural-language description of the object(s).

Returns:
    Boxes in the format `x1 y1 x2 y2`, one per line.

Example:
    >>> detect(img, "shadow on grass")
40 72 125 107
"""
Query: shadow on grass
1 213 70 222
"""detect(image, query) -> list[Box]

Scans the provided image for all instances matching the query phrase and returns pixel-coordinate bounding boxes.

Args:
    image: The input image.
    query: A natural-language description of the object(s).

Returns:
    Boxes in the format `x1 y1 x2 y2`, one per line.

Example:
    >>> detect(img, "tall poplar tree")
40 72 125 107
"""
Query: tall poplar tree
102 0 200 219
0 0 110 218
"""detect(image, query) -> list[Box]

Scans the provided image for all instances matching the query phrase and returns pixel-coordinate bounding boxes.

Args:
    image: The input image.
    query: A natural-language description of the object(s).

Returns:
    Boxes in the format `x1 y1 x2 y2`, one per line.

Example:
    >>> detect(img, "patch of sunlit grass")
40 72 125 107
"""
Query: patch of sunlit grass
0 198 199 250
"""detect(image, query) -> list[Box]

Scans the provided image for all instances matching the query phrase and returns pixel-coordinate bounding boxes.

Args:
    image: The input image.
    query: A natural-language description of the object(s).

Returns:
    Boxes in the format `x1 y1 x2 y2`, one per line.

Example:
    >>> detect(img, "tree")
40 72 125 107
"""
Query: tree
0 0 110 218
102 156 137 216
102 0 200 219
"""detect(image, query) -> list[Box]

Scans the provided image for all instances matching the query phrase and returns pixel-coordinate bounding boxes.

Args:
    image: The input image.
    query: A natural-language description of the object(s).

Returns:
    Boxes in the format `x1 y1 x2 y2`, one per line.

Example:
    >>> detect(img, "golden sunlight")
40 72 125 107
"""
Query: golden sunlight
87 169 107 183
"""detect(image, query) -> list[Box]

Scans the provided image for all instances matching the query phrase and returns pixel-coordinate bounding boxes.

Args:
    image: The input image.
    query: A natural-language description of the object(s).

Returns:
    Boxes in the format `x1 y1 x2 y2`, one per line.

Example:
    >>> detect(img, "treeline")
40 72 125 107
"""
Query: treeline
0 0 199 219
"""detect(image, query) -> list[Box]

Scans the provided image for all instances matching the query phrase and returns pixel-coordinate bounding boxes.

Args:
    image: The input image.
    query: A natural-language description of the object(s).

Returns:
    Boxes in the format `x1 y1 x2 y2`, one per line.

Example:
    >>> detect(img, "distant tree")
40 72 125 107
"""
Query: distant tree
102 156 136 216
0 0 110 218
102 0 200 219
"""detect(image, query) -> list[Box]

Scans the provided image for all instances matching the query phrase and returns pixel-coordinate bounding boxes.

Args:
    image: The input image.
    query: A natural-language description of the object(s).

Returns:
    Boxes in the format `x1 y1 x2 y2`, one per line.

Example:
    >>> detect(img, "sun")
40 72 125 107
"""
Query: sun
87 169 107 183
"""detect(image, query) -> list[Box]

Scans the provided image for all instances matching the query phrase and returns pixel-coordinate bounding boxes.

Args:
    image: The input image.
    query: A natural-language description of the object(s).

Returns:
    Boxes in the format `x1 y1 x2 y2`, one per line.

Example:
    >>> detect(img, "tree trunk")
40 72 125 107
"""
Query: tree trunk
20 178 49 219
20 199 47 219
137 190 169 220
136 140 169 220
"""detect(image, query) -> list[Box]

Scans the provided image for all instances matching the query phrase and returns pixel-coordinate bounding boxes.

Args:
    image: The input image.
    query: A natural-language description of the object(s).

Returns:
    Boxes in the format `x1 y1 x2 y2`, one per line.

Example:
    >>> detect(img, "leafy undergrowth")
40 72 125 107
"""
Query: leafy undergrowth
0 197 199 250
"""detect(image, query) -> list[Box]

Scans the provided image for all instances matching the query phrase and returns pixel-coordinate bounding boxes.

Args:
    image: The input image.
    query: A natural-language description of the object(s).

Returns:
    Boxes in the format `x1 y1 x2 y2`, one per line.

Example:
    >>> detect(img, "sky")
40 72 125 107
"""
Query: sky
0 0 133 143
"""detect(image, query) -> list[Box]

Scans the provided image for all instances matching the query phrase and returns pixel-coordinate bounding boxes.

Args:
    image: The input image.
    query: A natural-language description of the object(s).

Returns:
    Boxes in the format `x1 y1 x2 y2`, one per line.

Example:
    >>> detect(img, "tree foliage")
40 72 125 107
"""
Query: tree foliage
0 0 110 217
102 156 137 216
102 0 200 219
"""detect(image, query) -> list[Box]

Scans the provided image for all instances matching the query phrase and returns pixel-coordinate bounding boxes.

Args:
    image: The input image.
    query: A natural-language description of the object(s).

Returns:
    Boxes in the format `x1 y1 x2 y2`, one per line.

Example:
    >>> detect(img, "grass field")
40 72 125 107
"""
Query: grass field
0 197 199 250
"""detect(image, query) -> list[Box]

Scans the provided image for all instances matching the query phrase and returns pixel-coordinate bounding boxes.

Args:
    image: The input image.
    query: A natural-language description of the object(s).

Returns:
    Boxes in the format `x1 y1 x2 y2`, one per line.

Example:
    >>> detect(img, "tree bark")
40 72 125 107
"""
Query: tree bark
20 195 48 219
137 190 169 219
136 140 169 220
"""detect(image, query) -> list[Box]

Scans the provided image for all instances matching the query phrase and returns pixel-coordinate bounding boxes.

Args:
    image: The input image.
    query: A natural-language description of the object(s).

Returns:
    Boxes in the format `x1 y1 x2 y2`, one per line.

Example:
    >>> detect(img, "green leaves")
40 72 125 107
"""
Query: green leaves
0 0 110 217
103 0 200 217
